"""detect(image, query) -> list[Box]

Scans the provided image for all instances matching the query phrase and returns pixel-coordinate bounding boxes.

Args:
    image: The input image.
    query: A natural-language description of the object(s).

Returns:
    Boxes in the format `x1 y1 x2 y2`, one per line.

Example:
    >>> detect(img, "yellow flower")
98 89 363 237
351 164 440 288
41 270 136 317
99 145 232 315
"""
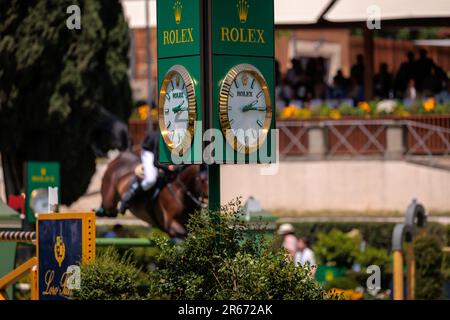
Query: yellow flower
329 288 364 300
296 108 312 119
280 105 299 119
138 105 149 120
423 98 435 112
329 109 341 120
358 101 371 113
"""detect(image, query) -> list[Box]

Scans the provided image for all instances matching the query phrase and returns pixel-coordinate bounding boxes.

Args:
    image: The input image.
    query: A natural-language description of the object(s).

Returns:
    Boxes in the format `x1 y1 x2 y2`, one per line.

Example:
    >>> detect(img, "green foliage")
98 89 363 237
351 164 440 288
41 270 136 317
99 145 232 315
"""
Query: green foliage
147 201 329 300
356 246 391 272
313 229 359 269
414 235 445 300
323 276 360 291
338 103 365 117
289 222 446 250
0 0 132 203
73 247 142 300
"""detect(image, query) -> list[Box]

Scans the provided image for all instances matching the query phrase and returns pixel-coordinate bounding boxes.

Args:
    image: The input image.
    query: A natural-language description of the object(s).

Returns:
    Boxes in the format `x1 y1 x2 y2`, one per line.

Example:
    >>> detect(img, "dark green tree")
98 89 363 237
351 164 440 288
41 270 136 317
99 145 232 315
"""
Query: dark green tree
0 0 132 204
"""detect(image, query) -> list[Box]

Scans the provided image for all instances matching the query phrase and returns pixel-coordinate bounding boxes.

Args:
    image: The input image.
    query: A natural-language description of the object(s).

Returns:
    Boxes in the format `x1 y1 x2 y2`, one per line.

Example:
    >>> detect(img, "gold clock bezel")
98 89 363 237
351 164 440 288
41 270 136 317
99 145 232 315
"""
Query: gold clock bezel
158 65 197 156
219 63 273 154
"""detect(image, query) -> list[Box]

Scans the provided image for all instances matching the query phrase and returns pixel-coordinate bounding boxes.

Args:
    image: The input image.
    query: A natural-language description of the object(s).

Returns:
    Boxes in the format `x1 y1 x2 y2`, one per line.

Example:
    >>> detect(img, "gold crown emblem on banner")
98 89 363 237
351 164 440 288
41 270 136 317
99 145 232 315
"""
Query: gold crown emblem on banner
54 236 66 267
237 0 249 23
173 0 182 24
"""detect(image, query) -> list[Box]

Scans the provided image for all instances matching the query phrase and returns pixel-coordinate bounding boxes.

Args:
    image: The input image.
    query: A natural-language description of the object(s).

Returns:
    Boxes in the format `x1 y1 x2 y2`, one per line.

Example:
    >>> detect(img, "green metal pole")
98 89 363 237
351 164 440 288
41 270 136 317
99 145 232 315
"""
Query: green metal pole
208 164 220 211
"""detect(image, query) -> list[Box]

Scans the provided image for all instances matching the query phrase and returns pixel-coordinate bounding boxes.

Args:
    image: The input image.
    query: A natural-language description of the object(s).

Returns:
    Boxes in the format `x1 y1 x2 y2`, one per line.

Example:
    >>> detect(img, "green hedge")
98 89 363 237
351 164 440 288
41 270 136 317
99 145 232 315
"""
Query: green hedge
287 222 447 249
414 235 445 299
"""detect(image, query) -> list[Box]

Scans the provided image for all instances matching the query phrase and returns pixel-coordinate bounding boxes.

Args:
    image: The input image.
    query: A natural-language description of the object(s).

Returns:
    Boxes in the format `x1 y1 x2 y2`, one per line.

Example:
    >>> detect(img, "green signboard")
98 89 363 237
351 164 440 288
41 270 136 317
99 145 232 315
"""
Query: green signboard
157 0 203 164
157 0 201 59
157 0 276 208
211 0 274 57
210 0 276 164
25 162 60 223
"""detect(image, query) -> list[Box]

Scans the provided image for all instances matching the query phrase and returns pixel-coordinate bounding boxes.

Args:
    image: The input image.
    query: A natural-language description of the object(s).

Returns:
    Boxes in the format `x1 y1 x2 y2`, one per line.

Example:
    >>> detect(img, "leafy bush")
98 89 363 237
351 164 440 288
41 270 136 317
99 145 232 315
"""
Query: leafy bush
356 247 391 272
73 247 142 300
147 201 329 300
414 235 445 300
289 222 446 250
323 276 360 291
313 229 359 269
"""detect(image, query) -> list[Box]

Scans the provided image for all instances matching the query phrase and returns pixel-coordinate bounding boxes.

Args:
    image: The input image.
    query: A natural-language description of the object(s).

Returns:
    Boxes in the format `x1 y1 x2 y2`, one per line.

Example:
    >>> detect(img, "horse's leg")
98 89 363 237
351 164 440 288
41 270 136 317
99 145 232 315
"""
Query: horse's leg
169 219 187 238
99 176 120 217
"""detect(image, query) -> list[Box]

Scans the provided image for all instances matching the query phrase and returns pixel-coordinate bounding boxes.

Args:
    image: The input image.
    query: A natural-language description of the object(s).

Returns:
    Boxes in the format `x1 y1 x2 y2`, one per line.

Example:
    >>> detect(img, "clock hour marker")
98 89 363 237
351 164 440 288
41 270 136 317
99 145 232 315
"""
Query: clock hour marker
171 80 175 89
251 79 255 89
228 106 232 111
257 91 263 99
256 119 263 127
229 92 234 98
165 93 171 101
229 119 235 125
164 108 169 114
234 80 239 89
167 121 172 128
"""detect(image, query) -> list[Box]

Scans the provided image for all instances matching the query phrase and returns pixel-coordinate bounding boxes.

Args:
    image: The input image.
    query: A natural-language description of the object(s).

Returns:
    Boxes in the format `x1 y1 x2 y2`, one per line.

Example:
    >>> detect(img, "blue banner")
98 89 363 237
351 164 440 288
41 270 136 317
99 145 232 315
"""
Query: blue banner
38 218 82 300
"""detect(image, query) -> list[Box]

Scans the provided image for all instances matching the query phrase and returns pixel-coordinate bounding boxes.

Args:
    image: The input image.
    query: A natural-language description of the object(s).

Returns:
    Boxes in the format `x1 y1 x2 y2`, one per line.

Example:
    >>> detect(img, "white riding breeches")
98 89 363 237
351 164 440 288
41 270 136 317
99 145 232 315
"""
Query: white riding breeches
141 150 158 191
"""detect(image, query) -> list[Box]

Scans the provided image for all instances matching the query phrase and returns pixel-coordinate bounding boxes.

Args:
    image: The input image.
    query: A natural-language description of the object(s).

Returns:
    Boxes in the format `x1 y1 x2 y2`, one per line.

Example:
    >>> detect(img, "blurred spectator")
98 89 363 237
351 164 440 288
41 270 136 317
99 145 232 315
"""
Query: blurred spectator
277 223 297 259
374 63 393 99
276 48 447 109
351 54 365 86
331 69 349 99
395 51 416 98
405 78 417 101
415 49 435 93
294 237 316 269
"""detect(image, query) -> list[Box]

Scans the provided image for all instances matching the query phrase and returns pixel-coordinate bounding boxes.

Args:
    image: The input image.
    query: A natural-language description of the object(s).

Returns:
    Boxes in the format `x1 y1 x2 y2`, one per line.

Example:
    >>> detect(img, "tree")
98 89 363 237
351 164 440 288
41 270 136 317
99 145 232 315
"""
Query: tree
0 0 132 204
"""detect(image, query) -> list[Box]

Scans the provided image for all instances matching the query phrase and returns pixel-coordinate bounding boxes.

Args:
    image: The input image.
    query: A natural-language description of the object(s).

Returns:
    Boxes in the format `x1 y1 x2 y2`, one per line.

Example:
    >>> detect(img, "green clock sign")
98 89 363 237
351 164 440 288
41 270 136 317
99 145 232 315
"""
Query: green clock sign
157 0 203 164
25 162 60 223
157 0 276 209
157 0 275 165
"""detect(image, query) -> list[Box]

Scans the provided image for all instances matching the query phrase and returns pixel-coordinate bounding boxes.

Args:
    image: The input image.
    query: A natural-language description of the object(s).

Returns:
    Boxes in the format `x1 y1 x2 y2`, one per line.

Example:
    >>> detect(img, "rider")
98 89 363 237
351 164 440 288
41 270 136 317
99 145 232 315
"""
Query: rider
119 130 164 214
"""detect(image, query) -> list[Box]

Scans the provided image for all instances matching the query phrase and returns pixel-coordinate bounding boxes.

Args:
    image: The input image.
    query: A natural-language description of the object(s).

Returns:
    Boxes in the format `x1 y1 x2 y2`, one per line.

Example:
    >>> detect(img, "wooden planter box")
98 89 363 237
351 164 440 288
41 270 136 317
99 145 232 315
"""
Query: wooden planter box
325 119 387 156
130 115 450 157
402 115 450 155
278 121 309 156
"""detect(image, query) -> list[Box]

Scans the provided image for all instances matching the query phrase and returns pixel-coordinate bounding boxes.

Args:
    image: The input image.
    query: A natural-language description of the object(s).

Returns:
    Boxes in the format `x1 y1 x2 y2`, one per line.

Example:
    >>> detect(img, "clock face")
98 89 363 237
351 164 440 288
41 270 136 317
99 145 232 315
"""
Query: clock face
158 65 196 155
30 188 49 214
219 64 272 154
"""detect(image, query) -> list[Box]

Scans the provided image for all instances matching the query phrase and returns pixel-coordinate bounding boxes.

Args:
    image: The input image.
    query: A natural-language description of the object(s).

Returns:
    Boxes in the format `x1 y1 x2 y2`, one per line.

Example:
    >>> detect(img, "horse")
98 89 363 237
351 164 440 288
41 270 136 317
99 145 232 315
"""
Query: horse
99 151 208 238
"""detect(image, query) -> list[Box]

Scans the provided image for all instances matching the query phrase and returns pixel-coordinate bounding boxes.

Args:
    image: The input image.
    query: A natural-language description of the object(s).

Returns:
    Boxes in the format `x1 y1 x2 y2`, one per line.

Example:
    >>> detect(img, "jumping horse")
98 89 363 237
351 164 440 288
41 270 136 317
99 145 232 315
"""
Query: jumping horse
99 151 208 238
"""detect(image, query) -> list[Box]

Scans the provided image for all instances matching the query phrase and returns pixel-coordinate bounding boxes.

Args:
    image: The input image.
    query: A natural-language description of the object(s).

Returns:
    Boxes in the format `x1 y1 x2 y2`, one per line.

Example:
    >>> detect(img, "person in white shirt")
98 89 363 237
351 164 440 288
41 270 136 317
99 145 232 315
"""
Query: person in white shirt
294 237 316 272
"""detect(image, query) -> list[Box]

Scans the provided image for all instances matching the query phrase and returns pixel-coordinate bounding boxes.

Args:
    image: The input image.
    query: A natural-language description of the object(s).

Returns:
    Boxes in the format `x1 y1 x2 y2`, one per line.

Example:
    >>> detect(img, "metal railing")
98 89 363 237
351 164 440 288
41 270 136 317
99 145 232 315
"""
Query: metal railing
277 118 450 163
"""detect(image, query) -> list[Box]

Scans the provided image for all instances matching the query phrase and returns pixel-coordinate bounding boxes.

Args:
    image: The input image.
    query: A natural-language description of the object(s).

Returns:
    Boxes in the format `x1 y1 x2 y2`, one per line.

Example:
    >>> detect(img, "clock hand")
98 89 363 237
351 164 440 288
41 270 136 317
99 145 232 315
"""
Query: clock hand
241 100 259 112
242 101 266 112
172 101 188 114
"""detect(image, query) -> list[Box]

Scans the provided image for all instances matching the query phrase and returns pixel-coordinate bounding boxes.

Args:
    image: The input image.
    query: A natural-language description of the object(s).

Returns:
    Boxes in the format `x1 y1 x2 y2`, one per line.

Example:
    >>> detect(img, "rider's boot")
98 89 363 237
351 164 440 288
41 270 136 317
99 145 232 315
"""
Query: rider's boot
119 176 143 214
151 177 166 202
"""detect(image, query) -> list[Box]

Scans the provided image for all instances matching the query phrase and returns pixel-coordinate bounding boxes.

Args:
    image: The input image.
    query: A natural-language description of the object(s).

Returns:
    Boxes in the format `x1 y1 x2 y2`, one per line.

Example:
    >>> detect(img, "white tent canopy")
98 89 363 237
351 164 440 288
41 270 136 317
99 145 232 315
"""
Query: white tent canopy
121 0 450 28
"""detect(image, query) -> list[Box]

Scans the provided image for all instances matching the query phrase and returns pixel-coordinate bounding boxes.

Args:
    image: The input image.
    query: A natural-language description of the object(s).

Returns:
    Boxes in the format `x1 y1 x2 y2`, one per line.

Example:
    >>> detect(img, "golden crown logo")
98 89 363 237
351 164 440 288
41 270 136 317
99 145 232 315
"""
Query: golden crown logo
237 0 249 23
40 168 46 176
173 0 182 24
54 236 66 267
